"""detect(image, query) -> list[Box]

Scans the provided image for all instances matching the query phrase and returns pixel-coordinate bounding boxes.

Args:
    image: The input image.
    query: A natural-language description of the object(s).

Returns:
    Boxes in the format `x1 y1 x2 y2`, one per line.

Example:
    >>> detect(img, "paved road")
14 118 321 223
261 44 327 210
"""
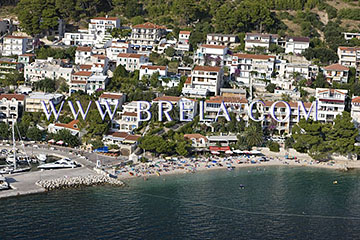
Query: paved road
0 143 129 168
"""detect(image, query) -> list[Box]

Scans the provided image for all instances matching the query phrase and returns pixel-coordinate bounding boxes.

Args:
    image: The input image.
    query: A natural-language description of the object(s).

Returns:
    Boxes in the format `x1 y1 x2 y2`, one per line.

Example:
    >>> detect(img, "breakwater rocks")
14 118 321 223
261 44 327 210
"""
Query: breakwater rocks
36 175 124 191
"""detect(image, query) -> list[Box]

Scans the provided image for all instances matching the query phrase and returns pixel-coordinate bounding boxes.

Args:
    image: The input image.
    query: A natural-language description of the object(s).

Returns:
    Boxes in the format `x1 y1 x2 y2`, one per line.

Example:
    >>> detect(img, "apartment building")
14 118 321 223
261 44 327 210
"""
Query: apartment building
244 33 279 52
351 96 360 127
284 36 310 54
182 66 224 97
177 31 191 52
18 53 35 66
129 22 167 51
322 63 349 84
139 65 167 80
88 16 120 37
206 33 239 47
116 53 149 71
99 92 125 110
111 111 140 133
69 71 107 95
276 61 318 81
204 96 248 122
316 88 348 123
24 58 73 82
62 31 97 46
2 35 29 56
75 46 93 65
229 53 275 84
152 96 198 120
184 134 208 148
194 44 228 66
337 46 360 75
25 92 63 113
106 41 131 61
0 58 23 80
0 93 25 124
102 131 140 155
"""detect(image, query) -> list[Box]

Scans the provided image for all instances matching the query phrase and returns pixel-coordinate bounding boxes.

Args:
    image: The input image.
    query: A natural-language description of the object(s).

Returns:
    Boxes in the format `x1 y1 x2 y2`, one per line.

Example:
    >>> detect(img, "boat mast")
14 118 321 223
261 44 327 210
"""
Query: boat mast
12 119 16 170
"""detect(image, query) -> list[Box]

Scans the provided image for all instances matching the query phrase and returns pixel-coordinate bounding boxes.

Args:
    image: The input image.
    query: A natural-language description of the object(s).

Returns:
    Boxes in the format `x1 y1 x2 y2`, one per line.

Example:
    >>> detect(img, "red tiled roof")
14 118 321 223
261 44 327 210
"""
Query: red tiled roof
76 46 92 52
55 120 80 131
5 35 27 39
352 96 360 103
262 101 312 108
193 65 221 72
200 44 227 49
92 54 107 59
179 31 191 34
233 53 275 60
79 64 92 70
125 135 140 141
185 77 192 84
99 93 123 99
122 112 137 117
70 80 87 84
140 65 166 70
323 63 349 71
112 132 129 138
287 36 310 42
206 96 248 104
117 53 144 58
19 53 35 57
73 71 92 76
338 46 359 51
133 22 166 29
0 94 25 101
317 89 346 95
184 134 207 141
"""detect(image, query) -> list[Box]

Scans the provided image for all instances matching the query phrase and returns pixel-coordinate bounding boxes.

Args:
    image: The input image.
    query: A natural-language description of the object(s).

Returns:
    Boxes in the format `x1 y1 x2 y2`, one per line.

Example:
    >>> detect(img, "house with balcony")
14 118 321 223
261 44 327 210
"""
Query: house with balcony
116 53 149 71
182 66 224 97
48 120 81 137
229 53 275 85
206 33 239 46
204 96 248 122
284 36 310 54
152 95 198 120
244 33 279 52
2 35 30 56
0 94 25 124
139 65 167 80
129 22 167 52
0 57 23 80
322 63 349 84
337 46 360 76
351 96 360 128
316 88 348 123
102 132 141 155
177 31 191 52
99 92 125 110
25 92 63 113
194 44 228 66
184 134 208 148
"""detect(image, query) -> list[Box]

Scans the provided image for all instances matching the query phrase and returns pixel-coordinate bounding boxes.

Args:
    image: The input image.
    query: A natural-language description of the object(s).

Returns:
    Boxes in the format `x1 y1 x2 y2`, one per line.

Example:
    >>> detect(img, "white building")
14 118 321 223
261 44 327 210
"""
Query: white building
276 61 318 81
106 41 131 61
2 35 29 56
62 31 97 46
194 44 228 66
116 53 148 71
111 111 140 133
69 71 108 95
152 96 198 120
25 92 63 113
206 33 238 46
204 96 248 122
177 31 190 52
0 94 25 124
284 36 310 54
244 33 279 52
322 63 349 84
130 22 167 51
88 16 120 36
75 46 93 65
338 46 360 76
182 66 224 97
99 92 125 110
139 65 167 80
343 32 360 41
229 53 275 84
316 88 348 123
24 58 73 83
102 132 140 155
184 134 208 148
351 96 360 127
48 120 81 137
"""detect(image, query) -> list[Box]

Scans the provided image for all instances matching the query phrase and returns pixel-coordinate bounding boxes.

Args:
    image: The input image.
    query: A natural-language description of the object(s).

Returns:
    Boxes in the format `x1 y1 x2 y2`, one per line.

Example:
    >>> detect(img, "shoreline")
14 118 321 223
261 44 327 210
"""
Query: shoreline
0 152 358 200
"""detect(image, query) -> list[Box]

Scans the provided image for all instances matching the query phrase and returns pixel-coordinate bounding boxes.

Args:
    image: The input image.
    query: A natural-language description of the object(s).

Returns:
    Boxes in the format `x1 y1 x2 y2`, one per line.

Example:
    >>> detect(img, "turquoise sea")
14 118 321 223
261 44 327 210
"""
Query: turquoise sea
1 166 360 239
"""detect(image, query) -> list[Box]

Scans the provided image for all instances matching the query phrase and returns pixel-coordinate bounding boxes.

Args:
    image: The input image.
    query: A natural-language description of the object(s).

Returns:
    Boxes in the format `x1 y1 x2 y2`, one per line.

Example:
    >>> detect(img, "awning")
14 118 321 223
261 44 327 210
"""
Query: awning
209 146 230 152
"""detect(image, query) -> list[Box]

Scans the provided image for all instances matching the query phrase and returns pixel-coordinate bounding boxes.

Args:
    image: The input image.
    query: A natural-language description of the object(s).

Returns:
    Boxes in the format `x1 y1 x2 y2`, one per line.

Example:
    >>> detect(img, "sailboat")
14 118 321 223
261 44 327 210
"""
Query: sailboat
0 119 31 174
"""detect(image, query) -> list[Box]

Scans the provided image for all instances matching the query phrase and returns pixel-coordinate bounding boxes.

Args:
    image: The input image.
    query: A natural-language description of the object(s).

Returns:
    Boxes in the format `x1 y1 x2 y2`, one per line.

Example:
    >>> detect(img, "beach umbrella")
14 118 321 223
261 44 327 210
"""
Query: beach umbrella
56 140 64 145
225 150 233 155
233 149 242 154
211 151 220 155
48 139 55 143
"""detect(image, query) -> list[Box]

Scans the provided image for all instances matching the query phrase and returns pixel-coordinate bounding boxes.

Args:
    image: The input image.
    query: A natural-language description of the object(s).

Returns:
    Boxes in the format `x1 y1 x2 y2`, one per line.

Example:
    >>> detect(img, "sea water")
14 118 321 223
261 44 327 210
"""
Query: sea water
1 166 360 239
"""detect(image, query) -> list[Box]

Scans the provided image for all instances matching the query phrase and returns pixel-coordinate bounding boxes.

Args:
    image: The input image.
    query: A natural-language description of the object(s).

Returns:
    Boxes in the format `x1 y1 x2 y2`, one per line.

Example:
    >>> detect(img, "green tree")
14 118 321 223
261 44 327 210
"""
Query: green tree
165 47 175 57
245 125 263 148
26 127 43 141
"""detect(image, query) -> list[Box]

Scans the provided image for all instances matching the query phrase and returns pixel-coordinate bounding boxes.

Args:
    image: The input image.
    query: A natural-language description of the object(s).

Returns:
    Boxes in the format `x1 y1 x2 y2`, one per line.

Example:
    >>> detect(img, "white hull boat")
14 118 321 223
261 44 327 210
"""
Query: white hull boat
38 159 79 170
0 175 9 190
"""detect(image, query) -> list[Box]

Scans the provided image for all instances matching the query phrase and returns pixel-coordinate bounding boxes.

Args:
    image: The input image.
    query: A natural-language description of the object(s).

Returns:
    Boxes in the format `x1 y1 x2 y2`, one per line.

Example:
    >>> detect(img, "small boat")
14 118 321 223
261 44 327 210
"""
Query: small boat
239 184 245 189
36 154 47 162
0 175 9 190
38 158 79 169
156 171 160 176
333 180 338 184
0 166 31 174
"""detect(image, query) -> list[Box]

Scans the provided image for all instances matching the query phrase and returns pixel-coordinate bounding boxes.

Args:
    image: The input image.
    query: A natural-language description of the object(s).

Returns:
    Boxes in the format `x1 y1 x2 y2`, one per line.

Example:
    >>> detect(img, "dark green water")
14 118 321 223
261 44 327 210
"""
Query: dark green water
1 166 360 239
